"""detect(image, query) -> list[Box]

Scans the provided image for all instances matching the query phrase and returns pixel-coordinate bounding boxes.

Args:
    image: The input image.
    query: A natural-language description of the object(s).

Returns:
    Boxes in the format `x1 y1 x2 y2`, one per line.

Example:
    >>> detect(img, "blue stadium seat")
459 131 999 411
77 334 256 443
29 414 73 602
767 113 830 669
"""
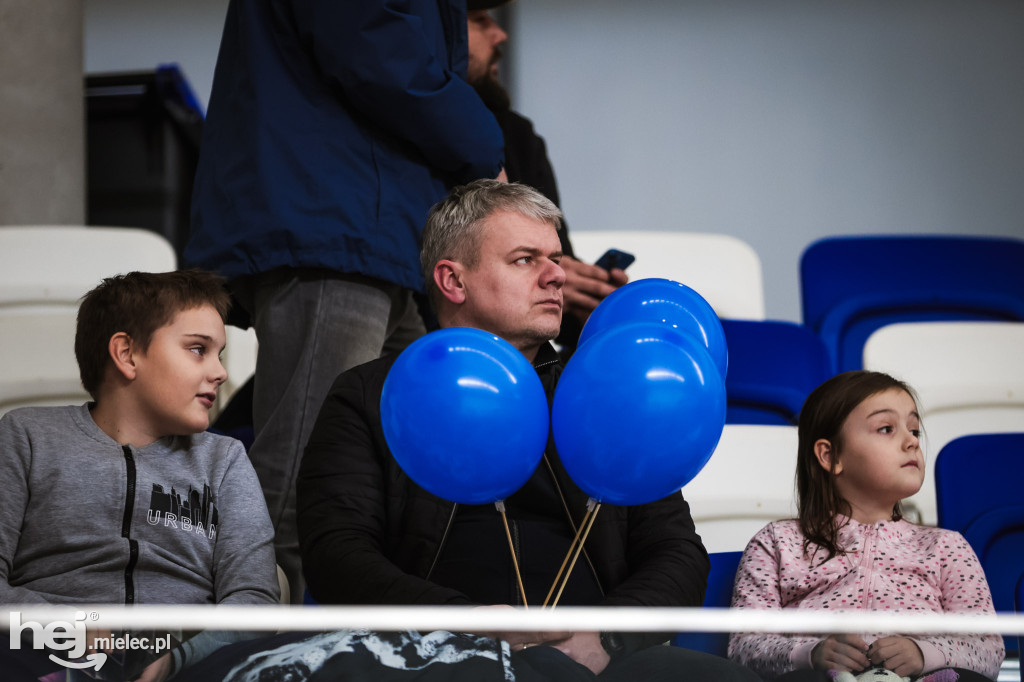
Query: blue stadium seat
935 433 1024 533
673 551 743 656
935 433 1024 656
721 320 832 425
800 235 1024 373
961 506 1024 655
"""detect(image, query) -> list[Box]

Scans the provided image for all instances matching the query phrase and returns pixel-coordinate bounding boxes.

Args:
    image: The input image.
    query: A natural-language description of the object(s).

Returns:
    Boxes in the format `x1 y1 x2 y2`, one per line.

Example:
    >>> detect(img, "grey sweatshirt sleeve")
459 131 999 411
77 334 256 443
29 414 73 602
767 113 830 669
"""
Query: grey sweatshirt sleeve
209 441 280 605
0 412 51 604
169 629 262 677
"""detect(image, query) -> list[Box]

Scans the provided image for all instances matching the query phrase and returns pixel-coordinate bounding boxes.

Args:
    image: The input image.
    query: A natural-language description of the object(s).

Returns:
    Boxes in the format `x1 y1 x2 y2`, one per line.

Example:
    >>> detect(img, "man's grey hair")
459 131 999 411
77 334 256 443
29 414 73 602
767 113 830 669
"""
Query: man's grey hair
420 179 563 310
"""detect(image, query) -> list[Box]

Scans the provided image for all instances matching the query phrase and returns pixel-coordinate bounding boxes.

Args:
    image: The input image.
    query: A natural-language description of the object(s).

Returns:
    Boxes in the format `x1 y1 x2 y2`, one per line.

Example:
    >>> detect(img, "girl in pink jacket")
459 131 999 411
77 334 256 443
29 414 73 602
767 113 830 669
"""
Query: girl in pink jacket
728 371 1004 682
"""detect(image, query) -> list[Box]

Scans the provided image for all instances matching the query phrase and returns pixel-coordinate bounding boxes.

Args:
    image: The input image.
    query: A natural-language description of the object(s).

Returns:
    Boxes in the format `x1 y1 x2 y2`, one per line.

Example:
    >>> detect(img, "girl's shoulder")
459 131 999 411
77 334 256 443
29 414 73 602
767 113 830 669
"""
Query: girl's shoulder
751 519 804 548
764 518 801 535
892 519 970 550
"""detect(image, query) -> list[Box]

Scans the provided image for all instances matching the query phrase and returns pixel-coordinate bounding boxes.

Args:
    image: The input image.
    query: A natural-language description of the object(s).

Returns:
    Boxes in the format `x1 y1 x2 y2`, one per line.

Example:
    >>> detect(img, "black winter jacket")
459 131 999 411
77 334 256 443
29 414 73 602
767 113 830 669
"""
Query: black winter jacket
297 342 710 655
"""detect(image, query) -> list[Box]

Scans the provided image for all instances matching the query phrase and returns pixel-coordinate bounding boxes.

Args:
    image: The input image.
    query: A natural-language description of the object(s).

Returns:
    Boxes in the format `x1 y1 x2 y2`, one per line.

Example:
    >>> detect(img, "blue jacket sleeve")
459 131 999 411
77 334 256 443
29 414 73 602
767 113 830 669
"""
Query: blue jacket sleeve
290 0 504 182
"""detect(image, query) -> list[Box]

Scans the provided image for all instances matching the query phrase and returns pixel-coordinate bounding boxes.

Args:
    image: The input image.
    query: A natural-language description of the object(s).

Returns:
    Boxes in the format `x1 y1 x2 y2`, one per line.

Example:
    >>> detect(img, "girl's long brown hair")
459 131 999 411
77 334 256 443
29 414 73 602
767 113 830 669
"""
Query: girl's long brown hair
796 370 918 561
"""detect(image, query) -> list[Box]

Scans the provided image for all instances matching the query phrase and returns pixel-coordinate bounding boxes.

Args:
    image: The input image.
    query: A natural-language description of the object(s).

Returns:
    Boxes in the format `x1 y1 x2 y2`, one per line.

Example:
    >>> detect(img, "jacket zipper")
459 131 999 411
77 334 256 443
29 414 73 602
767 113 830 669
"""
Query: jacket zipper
121 445 139 604
860 526 877 611
542 454 604 596
426 502 458 581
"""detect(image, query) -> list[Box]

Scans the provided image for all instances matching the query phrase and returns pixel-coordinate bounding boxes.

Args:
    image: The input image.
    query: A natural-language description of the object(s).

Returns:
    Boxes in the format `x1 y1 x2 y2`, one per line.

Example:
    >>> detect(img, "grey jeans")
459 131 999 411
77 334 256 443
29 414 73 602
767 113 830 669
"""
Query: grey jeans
234 268 426 603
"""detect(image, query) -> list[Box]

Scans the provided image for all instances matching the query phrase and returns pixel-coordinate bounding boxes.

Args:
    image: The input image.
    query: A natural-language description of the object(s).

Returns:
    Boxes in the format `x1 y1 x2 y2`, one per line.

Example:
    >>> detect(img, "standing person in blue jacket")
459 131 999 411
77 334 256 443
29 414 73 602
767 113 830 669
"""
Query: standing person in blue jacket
186 0 506 603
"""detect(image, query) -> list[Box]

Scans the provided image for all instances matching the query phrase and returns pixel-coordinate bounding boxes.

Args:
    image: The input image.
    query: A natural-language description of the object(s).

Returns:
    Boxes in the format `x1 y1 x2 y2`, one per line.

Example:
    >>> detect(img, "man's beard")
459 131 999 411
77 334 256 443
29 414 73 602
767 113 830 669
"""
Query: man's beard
471 57 511 111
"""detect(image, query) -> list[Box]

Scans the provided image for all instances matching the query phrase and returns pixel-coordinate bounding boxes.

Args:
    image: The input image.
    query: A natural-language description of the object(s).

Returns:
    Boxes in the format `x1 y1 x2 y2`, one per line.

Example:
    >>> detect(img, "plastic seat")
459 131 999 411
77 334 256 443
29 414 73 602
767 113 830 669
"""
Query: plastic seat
961 505 1024 654
220 326 258 416
0 226 177 306
935 433 1024 533
864 323 1024 525
672 551 743 656
934 434 1024 656
681 424 798 554
0 226 176 415
569 230 765 320
721 319 832 425
800 235 1024 373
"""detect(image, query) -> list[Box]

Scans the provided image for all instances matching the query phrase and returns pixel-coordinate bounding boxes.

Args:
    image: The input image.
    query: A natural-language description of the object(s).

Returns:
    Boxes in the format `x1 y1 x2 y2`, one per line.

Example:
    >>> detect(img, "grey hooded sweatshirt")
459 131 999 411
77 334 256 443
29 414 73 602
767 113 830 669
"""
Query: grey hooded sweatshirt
1 404 280 672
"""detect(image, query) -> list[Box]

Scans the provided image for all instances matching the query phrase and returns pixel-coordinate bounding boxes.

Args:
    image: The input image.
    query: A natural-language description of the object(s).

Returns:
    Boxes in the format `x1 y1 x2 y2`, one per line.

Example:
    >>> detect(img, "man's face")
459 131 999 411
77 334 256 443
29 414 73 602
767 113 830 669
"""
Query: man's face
457 210 565 354
467 10 508 85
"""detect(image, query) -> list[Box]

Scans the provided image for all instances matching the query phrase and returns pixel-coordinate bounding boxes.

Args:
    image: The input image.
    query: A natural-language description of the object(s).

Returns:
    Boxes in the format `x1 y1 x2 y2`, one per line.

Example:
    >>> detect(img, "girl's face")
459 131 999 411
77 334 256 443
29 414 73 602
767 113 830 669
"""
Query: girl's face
825 387 924 522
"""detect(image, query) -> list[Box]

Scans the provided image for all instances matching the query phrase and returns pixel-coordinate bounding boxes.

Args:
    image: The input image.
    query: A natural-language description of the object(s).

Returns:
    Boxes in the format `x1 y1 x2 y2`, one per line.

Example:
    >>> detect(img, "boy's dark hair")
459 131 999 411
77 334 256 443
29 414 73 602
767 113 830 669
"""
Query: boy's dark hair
75 269 230 399
796 370 919 561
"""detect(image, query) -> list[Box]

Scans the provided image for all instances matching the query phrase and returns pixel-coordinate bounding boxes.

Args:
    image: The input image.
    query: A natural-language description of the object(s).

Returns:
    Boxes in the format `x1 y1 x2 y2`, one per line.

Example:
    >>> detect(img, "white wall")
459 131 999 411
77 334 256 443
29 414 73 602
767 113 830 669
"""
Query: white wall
83 0 229 113
83 0 1024 320
511 0 1024 320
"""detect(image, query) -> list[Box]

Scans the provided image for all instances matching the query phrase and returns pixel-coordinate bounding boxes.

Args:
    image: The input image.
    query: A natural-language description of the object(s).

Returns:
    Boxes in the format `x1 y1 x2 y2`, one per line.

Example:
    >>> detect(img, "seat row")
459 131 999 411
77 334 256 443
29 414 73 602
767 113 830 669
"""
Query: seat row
5 226 1023 422
3 227 1021 528
572 230 1024 420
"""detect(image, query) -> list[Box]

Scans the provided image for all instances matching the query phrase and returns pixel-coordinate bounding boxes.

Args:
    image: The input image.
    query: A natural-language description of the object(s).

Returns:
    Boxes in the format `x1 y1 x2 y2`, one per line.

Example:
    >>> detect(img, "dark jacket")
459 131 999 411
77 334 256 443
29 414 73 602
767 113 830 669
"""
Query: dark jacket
297 341 710 656
186 0 505 291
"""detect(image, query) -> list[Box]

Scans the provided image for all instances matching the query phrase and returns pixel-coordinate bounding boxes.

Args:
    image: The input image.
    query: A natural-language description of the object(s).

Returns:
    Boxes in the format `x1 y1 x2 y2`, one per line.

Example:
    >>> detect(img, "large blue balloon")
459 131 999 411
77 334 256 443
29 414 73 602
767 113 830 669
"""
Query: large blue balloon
381 327 549 505
578 278 728 380
552 322 726 506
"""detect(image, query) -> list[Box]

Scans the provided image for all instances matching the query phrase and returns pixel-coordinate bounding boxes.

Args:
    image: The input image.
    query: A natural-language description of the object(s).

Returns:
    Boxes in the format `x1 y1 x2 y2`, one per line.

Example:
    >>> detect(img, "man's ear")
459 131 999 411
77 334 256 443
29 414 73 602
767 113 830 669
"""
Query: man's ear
108 332 138 381
814 439 842 475
434 260 467 305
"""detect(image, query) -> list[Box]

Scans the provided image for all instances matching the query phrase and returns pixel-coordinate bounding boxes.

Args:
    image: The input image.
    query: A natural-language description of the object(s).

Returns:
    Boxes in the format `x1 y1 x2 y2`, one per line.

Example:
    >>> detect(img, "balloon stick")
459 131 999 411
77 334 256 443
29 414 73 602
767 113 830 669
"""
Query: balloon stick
495 501 528 609
549 501 601 609
543 498 600 609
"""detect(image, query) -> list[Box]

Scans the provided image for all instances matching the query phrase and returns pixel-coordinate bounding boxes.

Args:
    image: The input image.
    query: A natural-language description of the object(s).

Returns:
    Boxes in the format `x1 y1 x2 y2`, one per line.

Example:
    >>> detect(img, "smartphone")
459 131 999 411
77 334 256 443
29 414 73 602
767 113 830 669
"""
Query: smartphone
594 248 635 272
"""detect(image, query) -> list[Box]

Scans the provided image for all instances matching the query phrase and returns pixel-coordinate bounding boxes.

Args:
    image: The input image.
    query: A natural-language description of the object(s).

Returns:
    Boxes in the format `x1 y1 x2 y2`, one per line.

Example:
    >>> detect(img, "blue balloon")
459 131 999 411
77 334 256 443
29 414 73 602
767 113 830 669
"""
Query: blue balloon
578 278 728 380
381 327 549 504
552 322 726 506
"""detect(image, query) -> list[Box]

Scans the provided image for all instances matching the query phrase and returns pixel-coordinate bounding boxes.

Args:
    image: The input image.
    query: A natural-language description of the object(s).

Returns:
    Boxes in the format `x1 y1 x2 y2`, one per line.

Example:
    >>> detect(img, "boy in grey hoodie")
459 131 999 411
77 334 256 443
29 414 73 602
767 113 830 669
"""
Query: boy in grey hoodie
1 270 279 681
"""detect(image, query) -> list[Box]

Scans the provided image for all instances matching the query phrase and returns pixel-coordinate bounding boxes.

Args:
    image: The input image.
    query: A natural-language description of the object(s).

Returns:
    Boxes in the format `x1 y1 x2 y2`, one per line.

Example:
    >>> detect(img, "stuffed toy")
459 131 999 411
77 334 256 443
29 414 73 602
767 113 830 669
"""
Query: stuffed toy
831 668 909 682
830 667 960 682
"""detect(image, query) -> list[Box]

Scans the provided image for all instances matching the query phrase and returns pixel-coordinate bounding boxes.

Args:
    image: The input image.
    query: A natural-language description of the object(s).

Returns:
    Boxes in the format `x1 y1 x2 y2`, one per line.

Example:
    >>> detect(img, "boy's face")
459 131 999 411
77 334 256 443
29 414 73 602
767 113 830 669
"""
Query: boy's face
131 304 227 439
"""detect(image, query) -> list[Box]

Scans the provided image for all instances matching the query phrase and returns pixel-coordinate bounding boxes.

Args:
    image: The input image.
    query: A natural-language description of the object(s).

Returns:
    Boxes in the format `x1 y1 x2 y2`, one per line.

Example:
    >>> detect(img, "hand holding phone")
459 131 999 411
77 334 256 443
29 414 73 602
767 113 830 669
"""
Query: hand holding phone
562 248 631 323
594 248 635 272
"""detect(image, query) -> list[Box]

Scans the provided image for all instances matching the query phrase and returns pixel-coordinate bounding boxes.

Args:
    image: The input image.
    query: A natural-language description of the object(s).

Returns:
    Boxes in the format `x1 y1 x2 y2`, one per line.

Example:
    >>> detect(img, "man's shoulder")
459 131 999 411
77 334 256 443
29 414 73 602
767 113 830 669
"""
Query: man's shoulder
324 340 561 404
316 353 404 422
500 107 538 132
498 108 545 147
332 352 403 392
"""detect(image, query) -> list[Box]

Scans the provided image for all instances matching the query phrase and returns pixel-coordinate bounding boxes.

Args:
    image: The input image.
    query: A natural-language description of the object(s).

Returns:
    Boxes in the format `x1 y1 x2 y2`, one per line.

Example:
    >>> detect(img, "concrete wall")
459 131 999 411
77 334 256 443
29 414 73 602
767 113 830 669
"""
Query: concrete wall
0 0 84 224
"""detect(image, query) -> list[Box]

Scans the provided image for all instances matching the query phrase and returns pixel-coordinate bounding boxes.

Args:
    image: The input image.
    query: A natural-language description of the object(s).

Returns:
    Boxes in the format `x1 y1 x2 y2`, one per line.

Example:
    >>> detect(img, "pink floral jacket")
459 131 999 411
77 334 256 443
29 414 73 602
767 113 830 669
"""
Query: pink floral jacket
727 518 1005 680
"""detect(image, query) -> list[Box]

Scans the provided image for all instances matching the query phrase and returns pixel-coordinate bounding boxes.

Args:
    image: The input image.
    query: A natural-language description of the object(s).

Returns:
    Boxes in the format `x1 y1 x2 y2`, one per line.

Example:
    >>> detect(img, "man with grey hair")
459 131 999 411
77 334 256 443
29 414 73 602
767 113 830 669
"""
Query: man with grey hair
418 180 567 361
297 180 758 681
